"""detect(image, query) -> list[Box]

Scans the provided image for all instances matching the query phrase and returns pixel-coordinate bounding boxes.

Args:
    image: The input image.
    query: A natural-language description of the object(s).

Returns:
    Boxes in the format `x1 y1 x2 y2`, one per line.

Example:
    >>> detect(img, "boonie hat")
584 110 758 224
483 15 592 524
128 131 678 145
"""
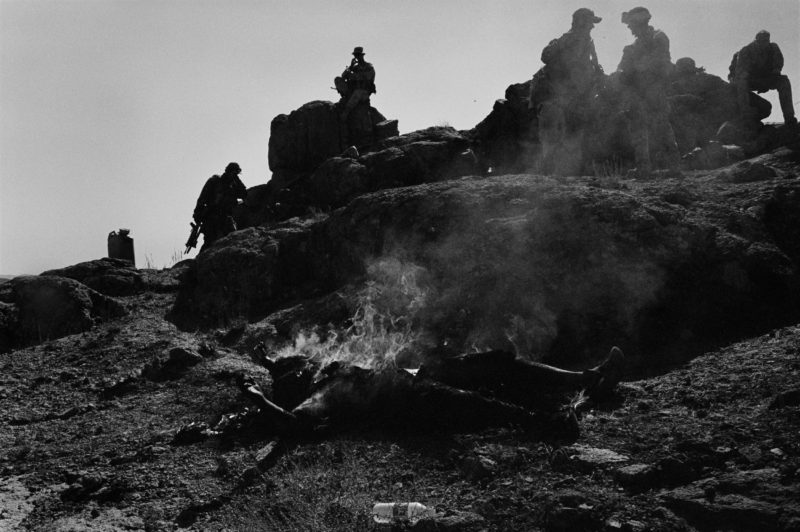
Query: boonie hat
573 8 602 23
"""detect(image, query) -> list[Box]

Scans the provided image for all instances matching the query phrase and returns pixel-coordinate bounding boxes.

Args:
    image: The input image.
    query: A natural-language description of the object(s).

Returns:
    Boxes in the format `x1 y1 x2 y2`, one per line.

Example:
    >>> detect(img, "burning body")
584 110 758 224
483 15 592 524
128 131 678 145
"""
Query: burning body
239 347 624 437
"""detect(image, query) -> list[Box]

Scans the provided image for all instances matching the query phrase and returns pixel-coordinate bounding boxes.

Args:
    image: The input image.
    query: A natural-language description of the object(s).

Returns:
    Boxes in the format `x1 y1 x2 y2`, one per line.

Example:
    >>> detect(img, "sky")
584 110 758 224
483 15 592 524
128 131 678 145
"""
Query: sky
1 0 798 275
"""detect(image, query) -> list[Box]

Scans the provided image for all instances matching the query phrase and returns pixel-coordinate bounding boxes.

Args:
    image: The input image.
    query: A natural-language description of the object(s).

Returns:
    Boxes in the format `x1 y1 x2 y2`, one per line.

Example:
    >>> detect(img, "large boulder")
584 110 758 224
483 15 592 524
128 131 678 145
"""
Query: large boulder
169 165 800 367
267 100 392 191
268 100 344 184
41 257 144 296
0 276 127 353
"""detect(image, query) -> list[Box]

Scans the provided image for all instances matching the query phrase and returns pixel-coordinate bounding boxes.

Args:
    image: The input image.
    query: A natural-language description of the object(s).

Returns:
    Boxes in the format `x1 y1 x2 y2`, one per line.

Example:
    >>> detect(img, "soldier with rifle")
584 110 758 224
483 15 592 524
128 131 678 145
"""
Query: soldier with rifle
334 46 377 147
617 6 680 177
530 8 605 175
185 162 247 253
335 46 376 119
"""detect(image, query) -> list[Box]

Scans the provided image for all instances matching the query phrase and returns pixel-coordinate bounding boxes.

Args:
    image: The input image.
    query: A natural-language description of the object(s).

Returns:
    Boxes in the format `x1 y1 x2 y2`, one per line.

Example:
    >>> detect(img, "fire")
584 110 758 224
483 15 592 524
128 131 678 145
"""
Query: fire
274 258 429 369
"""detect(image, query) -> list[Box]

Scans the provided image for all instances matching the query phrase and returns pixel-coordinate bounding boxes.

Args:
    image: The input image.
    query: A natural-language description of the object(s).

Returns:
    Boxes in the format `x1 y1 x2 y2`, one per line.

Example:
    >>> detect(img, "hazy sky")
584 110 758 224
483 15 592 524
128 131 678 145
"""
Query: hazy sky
2 0 798 274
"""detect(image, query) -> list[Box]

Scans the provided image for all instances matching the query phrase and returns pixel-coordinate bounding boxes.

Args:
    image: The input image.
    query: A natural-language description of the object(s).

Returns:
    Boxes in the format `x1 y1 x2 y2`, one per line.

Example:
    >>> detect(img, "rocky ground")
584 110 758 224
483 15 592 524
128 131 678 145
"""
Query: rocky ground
1 254 799 531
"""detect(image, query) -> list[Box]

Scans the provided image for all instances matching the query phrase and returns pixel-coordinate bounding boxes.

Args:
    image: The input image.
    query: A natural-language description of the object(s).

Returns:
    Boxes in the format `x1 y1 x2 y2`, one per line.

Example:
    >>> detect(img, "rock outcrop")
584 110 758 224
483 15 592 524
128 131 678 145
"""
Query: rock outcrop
470 71 778 175
267 100 397 191
245 125 477 225
171 162 800 367
0 275 127 353
41 258 144 296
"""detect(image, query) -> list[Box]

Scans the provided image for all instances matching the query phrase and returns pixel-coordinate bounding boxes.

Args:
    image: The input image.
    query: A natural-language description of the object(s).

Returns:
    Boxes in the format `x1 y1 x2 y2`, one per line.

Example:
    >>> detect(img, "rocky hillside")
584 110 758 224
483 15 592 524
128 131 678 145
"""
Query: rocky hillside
3 79 800 530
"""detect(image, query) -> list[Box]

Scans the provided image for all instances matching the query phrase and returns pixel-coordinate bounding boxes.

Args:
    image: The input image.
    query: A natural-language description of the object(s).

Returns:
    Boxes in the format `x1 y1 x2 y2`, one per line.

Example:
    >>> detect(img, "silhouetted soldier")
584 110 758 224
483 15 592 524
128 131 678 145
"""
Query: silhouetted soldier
192 162 247 251
336 47 376 117
669 57 772 152
617 6 680 176
531 8 605 175
730 30 796 126
334 46 376 146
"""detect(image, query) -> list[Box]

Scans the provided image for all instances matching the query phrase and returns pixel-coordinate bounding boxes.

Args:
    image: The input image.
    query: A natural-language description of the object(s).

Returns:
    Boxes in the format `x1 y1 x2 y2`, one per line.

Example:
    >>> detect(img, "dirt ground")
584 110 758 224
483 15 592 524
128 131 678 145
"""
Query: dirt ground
1 277 799 531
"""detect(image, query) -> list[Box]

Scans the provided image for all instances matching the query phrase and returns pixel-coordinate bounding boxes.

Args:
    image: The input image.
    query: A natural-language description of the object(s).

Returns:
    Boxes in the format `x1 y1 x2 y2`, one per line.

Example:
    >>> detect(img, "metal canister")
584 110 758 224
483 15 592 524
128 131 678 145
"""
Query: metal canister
107 228 135 266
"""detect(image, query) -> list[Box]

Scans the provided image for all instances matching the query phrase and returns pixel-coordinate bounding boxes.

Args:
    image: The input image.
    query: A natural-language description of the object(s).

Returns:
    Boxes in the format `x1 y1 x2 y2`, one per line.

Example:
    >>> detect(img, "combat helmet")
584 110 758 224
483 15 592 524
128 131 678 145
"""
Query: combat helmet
621 6 651 25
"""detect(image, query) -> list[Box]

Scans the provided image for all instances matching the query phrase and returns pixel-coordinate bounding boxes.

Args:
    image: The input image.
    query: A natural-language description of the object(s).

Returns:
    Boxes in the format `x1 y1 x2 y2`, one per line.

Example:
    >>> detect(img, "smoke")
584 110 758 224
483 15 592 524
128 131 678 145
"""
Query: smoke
370 184 667 362
276 180 666 368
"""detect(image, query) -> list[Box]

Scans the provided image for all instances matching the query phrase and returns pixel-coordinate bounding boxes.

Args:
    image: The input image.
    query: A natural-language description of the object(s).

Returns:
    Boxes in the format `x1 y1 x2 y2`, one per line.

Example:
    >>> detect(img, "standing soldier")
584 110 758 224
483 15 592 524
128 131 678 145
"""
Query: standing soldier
191 162 247 252
730 30 796 126
617 6 680 177
531 8 605 175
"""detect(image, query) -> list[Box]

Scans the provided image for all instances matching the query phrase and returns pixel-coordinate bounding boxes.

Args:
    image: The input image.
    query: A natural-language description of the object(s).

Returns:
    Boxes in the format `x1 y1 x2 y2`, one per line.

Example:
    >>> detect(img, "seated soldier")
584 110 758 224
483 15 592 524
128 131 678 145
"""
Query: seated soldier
335 46 376 118
668 57 770 152
238 346 625 437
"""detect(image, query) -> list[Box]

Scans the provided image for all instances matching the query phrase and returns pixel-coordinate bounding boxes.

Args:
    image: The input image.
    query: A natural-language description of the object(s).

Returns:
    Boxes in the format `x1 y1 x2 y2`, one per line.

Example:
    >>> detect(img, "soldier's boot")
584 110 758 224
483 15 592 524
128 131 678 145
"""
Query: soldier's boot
583 346 625 398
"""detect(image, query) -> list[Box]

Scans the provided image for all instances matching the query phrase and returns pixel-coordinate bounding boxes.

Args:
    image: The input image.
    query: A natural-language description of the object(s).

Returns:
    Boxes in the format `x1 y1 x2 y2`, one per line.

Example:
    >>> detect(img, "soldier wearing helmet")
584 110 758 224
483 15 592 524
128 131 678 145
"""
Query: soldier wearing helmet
730 30 796 126
616 6 680 176
530 7 605 174
192 162 247 251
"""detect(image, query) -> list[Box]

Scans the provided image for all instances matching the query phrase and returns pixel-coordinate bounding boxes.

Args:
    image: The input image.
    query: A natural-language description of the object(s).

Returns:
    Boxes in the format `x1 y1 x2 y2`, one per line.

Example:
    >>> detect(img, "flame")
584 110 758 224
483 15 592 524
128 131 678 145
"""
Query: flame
274 258 429 369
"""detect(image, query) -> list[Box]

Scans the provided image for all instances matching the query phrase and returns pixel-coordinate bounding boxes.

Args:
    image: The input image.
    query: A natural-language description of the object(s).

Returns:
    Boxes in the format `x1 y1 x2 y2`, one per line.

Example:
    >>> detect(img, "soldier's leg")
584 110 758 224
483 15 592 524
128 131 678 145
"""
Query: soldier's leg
408 378 552 432
342 89 369 117
419 347 625 405
538 101 566 174
630 121 651 175
199 221 221 252
334 76 349 104
735 78 757 120
340 89 370 146
625 95 652 175
652 111 681 171
774 75 796 124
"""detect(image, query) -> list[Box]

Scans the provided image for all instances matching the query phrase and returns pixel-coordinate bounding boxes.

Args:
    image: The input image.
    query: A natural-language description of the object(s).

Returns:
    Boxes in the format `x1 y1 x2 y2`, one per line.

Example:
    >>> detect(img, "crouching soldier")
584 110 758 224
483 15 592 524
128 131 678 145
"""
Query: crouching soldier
730 30 796 126
191 162 247 252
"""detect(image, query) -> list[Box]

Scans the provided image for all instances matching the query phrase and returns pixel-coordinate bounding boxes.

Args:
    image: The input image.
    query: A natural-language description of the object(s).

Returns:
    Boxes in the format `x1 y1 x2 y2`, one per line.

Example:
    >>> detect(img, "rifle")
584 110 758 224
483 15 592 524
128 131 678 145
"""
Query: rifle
184 221 203 254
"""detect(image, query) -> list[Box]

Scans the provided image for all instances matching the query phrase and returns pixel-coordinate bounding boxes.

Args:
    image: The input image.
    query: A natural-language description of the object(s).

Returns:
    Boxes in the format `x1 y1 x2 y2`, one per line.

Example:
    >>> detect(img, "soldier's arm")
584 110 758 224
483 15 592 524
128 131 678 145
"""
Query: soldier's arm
233 177 247 200
589 39 600 68
616 45 635 83
652 31 672 75
193 177 216 221
735 48 752 80
366 63 376 82
771 43 784 74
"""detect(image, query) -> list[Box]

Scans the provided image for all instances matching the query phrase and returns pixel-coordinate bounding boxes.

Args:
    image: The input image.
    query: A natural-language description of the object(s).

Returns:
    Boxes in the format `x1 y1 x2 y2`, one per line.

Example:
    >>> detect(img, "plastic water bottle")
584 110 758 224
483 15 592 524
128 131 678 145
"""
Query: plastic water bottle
372 502 435 524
